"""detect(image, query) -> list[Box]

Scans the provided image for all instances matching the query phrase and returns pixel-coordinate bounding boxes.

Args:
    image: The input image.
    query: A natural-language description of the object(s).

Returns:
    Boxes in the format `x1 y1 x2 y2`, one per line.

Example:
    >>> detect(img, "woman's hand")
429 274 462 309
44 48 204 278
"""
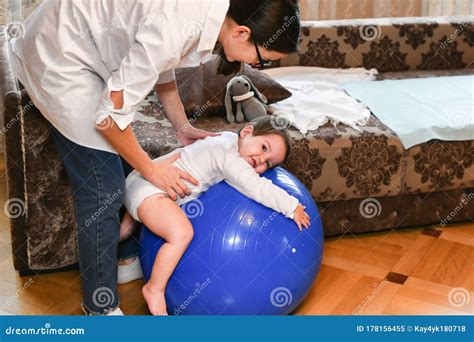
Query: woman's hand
141 153 199 201
293 204 310 231
154 80 220 146
177 125 220 146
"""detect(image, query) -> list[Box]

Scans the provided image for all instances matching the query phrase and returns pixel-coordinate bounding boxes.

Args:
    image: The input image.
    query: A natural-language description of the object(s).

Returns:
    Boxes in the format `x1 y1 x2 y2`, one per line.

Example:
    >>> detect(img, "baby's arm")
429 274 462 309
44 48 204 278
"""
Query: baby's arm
219 150 310 229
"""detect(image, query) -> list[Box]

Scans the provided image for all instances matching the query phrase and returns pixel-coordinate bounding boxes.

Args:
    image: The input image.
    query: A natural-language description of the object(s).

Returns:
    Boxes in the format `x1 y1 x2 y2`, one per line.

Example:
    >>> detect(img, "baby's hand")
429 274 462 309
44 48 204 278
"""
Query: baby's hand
293 204 310 231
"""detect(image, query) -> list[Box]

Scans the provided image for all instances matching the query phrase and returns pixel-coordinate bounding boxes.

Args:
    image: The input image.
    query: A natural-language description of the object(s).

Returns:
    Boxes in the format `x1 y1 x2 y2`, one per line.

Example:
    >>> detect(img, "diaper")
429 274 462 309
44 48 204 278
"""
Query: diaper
123 169 170 222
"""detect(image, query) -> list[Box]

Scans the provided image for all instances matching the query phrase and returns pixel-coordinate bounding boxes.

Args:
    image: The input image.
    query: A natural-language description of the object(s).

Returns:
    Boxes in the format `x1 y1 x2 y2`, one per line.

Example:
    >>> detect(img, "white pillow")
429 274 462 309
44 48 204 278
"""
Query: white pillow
262 66 378 84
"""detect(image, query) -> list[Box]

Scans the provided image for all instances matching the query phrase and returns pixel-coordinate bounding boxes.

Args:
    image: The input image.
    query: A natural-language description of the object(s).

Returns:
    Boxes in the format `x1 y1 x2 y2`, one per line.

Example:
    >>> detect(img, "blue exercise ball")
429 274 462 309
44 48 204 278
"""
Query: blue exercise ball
139 166 324 315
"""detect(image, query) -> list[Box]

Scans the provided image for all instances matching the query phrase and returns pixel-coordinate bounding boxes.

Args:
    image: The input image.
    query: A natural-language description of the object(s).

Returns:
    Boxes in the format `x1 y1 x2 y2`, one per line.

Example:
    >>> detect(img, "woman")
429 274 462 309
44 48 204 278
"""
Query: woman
8 0 300 315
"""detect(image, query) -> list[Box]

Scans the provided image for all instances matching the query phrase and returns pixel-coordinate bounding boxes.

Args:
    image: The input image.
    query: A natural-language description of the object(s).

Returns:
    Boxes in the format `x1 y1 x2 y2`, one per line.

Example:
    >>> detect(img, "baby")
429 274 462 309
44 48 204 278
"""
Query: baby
121 116 310 315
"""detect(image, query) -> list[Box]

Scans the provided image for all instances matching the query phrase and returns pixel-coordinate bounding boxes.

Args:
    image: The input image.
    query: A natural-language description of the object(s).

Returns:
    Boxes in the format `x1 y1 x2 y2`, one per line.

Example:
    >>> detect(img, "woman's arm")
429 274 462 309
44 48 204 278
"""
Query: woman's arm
97 91 198 201
155 80 219 146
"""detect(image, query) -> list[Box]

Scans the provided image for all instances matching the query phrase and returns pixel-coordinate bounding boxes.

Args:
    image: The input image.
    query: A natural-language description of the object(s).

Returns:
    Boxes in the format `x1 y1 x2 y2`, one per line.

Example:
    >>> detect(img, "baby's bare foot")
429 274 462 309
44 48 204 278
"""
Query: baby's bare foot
142 283 168 316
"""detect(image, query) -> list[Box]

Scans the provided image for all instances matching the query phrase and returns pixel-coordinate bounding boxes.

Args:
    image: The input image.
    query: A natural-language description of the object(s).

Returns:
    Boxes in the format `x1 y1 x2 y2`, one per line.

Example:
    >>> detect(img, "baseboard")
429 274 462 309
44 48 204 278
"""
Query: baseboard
18 263 79 277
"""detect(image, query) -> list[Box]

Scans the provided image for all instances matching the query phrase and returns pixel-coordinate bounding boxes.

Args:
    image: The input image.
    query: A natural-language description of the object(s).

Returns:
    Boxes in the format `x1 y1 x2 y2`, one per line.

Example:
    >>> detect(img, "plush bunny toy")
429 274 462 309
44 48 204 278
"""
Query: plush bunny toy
224 75 268 123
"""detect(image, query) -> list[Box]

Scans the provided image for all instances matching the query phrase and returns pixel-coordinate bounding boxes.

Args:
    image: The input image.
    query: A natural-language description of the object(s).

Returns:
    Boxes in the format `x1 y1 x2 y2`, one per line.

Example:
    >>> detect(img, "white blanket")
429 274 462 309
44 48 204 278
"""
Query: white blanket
262 67 378 135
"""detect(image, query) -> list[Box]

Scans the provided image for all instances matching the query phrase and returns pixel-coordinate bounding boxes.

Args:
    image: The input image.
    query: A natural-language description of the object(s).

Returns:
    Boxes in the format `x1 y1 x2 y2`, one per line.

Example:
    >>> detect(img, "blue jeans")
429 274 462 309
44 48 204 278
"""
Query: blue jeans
51 126 140 314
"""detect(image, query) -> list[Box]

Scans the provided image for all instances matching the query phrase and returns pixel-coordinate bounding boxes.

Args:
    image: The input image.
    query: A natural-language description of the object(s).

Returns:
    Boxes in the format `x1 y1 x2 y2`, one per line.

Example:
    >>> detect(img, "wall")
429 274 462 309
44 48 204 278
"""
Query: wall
1 0 473 25
0 0 40 24
300 0 473 20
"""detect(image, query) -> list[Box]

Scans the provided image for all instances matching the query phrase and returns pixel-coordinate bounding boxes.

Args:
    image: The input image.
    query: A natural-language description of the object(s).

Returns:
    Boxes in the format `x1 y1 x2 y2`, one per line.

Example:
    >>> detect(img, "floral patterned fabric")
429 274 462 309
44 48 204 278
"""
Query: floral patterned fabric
3 17 474 271
283 16 473 72
21 96 78 269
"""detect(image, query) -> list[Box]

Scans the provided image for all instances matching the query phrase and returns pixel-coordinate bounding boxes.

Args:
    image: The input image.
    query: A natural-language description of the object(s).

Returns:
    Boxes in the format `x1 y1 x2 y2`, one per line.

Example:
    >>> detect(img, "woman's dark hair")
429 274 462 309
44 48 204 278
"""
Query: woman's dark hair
217 0 301 75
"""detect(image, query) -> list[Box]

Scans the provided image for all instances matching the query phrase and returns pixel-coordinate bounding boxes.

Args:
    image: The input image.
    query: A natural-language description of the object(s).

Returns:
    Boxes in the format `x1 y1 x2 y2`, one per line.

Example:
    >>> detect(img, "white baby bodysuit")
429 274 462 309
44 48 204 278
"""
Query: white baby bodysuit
124 131 299 222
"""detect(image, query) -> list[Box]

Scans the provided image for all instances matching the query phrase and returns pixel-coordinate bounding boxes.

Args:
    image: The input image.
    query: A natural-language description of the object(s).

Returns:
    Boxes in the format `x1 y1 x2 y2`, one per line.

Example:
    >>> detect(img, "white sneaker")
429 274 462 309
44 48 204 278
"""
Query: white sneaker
117 257 144 284
106 307 124 316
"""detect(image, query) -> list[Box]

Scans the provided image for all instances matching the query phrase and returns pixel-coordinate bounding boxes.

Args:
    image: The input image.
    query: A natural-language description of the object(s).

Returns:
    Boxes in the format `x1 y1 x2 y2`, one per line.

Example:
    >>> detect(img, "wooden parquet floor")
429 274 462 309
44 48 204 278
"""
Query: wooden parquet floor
0 154 472 315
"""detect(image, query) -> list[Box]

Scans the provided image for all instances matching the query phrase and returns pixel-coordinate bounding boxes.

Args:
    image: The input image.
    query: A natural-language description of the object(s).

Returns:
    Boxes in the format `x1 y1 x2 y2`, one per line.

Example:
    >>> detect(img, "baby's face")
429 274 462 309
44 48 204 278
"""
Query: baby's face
238 126 287 174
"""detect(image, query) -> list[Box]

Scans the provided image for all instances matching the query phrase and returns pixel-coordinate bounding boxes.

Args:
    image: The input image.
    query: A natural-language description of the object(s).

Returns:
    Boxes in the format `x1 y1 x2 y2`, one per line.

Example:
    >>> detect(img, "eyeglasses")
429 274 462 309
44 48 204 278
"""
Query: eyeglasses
253 41 273 69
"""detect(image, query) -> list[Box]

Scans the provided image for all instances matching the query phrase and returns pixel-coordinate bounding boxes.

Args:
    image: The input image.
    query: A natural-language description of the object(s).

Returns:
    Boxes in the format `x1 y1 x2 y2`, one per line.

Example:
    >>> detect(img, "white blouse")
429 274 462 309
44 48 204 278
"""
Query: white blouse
8 0 229 153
